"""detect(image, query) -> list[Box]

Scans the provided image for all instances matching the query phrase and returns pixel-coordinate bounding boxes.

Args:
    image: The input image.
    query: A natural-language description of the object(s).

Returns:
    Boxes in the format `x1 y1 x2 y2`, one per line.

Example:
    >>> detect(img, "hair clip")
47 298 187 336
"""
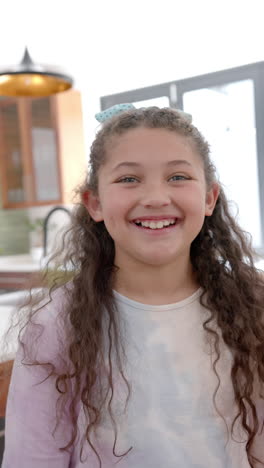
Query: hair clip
95 102 192 124
95 103 136 123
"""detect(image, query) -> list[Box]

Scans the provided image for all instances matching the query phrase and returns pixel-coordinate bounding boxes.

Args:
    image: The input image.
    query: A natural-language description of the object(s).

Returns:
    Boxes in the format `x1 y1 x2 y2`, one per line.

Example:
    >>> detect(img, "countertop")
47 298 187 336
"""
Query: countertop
0 305 18 361
0 254 42 272
0 254 264 273
0 288 42 360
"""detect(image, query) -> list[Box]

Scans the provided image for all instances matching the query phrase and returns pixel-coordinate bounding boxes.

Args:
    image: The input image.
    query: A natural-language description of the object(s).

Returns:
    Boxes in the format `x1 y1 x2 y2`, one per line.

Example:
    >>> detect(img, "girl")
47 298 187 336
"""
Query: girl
2 105 264 468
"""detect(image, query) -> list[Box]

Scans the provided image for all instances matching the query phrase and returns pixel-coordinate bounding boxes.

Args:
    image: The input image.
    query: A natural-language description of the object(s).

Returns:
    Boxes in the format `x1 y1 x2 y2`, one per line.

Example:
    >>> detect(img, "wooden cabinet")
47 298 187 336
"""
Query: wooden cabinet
0 90 86 208
0 360 13 417
0 271 41 290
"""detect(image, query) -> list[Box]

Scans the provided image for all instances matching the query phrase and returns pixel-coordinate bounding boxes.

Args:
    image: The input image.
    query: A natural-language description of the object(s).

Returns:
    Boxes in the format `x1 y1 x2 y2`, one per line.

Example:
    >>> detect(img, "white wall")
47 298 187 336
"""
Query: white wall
1 0 264 251
1 0 264 156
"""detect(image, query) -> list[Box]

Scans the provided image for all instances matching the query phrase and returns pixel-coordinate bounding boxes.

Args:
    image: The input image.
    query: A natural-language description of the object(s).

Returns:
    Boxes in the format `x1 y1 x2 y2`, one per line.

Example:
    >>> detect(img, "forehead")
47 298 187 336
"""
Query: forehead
104 127 202 168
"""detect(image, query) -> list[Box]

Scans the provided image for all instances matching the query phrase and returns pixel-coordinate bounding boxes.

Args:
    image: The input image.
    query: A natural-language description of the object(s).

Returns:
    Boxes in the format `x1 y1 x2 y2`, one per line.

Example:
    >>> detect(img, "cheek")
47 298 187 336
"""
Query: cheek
178 187 207 214
100 191 129 221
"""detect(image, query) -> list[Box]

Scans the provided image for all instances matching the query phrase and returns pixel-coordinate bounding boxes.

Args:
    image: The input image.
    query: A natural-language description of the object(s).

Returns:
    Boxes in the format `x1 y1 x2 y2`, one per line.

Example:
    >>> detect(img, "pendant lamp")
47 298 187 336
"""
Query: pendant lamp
0 47 73 97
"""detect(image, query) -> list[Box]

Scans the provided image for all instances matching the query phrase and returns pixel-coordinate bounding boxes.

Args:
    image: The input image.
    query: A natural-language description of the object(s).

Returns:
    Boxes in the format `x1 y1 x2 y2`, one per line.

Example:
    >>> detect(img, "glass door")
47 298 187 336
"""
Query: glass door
183 79 261 247
30 98 60 202
99 62 264 250
100 82 173 110
0 101 26 204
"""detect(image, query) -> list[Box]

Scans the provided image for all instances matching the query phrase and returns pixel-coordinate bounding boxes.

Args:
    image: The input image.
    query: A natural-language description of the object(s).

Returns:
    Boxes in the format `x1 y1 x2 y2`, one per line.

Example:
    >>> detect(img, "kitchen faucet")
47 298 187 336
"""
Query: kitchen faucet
43 205 71 257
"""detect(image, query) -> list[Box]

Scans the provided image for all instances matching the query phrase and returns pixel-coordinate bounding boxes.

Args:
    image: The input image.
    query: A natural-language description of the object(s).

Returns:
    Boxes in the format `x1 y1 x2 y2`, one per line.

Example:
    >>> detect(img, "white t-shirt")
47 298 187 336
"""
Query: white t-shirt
4 287 261 467
72 288 253 467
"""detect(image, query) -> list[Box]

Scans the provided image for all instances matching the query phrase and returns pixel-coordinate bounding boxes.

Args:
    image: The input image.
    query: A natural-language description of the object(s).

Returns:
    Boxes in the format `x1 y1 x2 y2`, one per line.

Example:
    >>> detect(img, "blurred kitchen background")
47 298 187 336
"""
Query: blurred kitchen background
0 0 264 461
1 0 264 262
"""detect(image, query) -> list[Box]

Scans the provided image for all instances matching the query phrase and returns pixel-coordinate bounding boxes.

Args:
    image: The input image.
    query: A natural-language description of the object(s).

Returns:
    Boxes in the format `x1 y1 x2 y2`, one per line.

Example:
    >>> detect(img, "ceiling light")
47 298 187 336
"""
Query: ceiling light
0 47 73 97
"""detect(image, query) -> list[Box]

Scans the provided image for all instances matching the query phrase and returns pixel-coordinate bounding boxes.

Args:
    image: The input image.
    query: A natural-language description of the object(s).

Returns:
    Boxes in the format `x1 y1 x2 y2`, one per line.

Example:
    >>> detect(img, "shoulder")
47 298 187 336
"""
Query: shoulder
32 283 72 327
20 283 73 366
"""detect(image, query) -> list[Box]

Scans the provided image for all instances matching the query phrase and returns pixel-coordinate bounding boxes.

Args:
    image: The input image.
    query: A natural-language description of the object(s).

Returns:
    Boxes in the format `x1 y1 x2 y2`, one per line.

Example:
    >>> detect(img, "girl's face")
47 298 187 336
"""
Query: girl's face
86 127 219 269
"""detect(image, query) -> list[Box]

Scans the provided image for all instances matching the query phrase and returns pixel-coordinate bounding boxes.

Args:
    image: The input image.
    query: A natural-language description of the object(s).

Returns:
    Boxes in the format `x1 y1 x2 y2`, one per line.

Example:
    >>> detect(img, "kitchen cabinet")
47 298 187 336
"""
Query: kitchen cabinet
0 90 86 208
0 360 13 417
0 304 17 419
0 255 42 290
0 271 41 290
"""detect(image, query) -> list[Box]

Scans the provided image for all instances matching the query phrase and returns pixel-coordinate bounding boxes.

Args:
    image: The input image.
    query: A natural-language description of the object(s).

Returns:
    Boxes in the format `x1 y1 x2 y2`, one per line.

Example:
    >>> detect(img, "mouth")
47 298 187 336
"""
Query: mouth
131 217 179 230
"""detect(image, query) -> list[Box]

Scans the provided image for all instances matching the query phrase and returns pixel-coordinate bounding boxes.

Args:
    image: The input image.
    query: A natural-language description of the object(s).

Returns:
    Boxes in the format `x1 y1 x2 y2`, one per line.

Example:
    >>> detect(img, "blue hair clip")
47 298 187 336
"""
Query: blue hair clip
95 103 136 123
95 102 192 124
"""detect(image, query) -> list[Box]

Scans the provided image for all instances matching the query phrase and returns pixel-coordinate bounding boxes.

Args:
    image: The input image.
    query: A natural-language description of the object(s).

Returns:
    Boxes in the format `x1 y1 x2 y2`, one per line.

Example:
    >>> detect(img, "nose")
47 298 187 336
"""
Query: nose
140 182 171 208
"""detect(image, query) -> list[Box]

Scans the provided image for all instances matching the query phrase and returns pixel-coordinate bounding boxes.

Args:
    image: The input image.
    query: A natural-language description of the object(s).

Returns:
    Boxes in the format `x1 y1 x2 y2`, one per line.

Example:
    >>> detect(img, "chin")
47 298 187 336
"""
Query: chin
139 254 176 267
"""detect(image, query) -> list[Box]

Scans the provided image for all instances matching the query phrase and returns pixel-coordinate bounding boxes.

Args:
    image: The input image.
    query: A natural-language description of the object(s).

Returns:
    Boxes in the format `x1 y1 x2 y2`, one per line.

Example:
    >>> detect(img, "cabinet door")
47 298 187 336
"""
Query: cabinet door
30 98 61 202
0 100 27 205
0 97 62 208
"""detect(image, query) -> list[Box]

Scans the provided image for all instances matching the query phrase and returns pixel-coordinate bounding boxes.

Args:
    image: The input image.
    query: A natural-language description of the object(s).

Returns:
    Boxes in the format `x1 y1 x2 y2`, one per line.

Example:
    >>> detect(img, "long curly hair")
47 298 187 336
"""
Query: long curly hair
12 107 264 467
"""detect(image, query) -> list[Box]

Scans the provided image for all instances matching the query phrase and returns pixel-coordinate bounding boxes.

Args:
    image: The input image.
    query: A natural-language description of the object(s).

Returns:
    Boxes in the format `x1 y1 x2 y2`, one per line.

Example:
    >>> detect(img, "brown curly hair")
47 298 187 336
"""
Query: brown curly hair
14 107 264 467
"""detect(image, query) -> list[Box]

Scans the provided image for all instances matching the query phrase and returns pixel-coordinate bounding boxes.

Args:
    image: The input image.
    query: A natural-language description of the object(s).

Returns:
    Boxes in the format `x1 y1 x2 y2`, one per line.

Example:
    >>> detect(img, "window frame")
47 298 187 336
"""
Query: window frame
100 62 264 251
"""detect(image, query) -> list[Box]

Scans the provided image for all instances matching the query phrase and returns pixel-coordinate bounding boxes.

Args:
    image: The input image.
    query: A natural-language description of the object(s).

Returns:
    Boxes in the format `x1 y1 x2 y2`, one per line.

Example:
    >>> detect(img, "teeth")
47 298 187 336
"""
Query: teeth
135 219 176 229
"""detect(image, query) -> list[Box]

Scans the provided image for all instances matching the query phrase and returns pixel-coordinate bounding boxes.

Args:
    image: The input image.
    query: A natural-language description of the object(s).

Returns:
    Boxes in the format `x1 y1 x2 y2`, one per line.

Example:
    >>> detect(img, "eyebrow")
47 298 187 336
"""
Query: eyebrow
112 160 193 172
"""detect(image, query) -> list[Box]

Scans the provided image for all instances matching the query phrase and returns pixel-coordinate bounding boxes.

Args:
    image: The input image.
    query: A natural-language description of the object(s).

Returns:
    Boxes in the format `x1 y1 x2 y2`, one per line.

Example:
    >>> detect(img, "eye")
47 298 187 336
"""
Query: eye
117 176 139 183
169 174 190 182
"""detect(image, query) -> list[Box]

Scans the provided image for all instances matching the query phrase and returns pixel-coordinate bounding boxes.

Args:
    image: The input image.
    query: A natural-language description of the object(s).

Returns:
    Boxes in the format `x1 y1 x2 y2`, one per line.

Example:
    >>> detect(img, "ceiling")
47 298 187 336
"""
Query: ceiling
2 0 264 96
2 0 264 149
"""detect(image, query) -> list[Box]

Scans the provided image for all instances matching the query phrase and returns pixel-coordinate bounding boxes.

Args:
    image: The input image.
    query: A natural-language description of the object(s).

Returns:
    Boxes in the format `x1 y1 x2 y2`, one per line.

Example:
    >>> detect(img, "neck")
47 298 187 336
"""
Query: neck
114 254 199 305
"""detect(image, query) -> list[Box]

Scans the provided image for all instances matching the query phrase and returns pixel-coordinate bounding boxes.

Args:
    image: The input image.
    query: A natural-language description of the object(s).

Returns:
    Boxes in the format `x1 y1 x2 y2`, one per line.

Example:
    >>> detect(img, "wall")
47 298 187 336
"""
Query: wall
1 1 262 159
0 203 73 257
1 0 264 254
27 204 73 257
0 209 29 255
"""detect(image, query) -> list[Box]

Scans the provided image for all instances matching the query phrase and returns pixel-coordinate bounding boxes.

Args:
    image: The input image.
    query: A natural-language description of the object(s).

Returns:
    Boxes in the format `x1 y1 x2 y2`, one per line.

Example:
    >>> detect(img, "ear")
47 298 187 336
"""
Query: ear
205 182 220 216
82 190 103 222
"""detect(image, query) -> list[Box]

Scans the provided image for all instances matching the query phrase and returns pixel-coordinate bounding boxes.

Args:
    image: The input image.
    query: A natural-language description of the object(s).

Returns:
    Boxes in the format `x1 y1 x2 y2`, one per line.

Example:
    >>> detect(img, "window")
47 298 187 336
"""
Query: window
100 62 264 251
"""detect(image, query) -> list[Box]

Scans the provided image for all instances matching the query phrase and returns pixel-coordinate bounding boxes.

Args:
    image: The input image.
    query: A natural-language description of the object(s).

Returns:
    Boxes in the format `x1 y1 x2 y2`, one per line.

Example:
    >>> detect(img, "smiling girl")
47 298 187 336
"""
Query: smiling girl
3 106 264 468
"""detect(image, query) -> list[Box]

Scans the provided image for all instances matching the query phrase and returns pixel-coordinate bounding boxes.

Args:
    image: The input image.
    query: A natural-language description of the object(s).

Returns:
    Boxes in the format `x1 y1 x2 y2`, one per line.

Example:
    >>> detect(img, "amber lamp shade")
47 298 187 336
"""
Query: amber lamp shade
0 48 73 97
